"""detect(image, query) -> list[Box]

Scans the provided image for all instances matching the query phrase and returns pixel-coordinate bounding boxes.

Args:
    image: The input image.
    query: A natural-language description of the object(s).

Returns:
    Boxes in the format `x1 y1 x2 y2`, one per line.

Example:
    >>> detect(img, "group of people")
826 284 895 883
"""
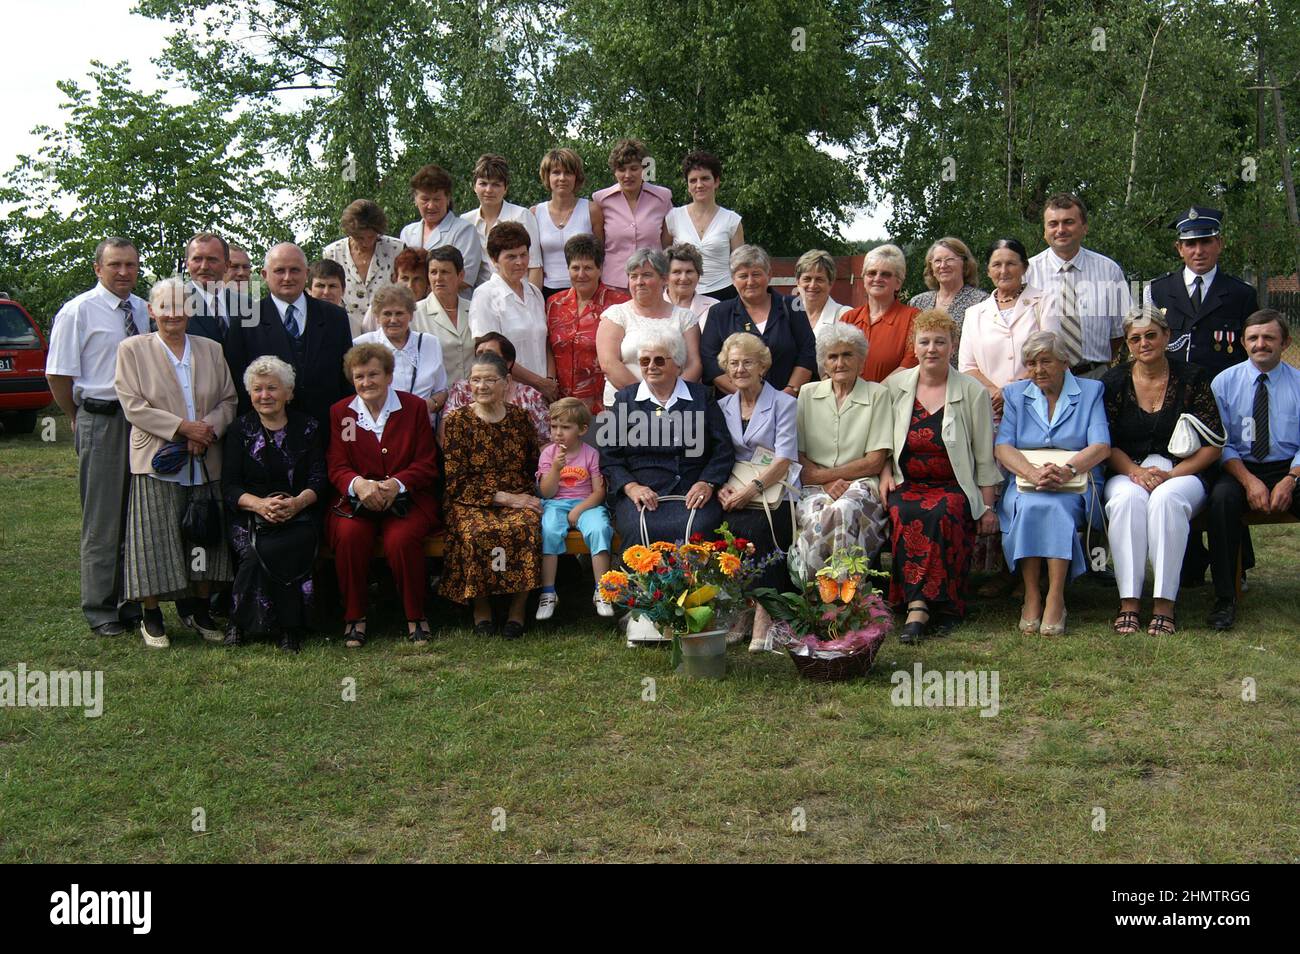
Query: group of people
43 137 1293 652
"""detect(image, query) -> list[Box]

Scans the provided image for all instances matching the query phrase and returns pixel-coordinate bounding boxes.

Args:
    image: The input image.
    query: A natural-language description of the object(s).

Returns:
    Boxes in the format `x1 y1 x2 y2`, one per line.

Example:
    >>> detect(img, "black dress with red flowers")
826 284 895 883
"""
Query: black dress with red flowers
888 402 976 617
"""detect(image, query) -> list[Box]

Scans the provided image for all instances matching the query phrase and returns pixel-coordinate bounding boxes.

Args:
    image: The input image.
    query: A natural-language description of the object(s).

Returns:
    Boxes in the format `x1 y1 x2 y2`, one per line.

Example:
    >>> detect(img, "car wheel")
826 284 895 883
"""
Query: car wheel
3 410 37 434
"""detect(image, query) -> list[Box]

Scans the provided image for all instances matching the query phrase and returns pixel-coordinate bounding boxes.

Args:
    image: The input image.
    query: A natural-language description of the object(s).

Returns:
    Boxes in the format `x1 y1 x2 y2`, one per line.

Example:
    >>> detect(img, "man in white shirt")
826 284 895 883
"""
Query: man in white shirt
1026 192 1131 379
397 164 484 287
46 237 151 637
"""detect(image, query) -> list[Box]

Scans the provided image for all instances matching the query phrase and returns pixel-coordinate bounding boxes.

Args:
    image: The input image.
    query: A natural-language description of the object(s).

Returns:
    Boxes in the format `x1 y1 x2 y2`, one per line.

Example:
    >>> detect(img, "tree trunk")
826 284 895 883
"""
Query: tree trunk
1124 19 1164 208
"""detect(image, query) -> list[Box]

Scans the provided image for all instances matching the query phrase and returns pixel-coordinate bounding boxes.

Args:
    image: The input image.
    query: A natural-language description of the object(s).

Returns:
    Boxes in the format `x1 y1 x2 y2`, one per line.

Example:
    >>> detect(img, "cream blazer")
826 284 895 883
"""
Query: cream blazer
115 333 237 477
882 366 1000 519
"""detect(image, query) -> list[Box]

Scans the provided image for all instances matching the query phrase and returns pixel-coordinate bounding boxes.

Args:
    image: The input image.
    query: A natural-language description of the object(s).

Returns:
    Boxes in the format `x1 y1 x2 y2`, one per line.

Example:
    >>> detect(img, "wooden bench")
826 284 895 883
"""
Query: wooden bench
418 529 619 558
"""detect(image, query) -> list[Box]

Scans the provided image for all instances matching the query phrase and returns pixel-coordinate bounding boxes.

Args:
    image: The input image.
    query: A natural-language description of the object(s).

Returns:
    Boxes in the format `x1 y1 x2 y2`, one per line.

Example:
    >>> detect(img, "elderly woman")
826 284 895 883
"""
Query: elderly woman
596 248 702 407
114 277 237 647
843 244 921 383
413 245 476 385
907 237 989 338
665 151 745 300
716 333 799 651
440 332 551 446
995 331 1111 636
440 350 543 639
879 311 1000 641
533 147 604 299
323 199 407 338
664 243 720 323
592 138 673 290
353 285 449 420
465 153 543 288
1102 306 1221 636
545 234 630 413
789 323 893 585
602 324 734 548
958 238 1053 589
468 221 556 401
327 343 441 648
794 249 851 340
701 245 817 396
360 246 432 334
222 356 326 652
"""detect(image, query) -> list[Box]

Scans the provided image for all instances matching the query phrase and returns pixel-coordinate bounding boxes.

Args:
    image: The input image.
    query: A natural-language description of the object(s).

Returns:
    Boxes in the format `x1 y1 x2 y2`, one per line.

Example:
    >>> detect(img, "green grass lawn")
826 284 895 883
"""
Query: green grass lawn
2 422 1298 862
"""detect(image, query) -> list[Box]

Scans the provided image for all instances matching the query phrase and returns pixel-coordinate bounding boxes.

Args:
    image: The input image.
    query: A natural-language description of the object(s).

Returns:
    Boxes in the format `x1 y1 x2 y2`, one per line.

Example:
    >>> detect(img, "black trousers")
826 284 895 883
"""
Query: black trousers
1206 460 1300 601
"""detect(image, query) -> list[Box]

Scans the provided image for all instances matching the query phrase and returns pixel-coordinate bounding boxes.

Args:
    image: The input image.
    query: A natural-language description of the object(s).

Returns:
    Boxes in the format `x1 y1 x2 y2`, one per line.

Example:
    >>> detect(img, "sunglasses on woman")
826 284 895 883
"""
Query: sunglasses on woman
638 355 668 368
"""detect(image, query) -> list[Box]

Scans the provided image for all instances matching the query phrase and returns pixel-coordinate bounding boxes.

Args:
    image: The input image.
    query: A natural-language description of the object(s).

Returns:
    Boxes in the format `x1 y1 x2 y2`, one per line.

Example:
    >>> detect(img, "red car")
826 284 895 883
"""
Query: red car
0 296 53 434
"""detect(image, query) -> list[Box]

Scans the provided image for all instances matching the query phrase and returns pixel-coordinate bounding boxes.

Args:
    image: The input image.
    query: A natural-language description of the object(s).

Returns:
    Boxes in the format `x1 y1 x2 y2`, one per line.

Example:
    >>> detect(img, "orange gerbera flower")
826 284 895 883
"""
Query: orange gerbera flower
622 545 661 574
598 570 629 601
718 553 741 577
650 541 678 553
679 542 713 562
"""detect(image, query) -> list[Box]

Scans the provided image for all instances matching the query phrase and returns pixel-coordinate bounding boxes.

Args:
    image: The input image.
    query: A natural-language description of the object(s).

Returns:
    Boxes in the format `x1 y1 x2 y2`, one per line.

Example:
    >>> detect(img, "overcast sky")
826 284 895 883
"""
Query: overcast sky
2 0 889 240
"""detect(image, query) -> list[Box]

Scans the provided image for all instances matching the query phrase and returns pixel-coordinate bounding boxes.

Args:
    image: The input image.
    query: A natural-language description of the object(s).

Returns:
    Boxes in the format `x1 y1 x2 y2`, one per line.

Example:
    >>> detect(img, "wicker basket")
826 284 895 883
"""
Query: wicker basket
786 636 884 682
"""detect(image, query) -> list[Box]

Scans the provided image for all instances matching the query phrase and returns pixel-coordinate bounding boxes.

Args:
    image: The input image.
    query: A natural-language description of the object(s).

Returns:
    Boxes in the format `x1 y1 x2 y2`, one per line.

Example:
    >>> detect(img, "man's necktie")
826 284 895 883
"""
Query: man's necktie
283 303 300 339
120 300 138 338
1252 373 1270 461
1058 263 1083 366
1191 275 1203 314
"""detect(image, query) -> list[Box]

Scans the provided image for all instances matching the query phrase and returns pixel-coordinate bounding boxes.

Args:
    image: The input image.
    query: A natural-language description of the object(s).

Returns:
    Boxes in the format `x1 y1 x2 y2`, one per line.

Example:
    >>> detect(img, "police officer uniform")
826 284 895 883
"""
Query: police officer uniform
1146 206 1258 380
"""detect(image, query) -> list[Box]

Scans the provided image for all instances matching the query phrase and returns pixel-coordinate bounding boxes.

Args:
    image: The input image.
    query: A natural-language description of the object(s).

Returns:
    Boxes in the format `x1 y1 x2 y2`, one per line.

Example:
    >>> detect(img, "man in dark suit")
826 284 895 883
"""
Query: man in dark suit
184 232 235 344
1146 206 1260 586
223 242 353 436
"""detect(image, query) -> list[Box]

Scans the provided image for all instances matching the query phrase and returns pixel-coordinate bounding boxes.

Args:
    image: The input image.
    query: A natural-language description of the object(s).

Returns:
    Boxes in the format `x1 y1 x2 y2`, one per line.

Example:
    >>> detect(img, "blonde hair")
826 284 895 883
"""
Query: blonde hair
864 243 907 283
371 284 416 315
922 237 977 289
912 308 958 343
719 332 772 375
548 396 591 428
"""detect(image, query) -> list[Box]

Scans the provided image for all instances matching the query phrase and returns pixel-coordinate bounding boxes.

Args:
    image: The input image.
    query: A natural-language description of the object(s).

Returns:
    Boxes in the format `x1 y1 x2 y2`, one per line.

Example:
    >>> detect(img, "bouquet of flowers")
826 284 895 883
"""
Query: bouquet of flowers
598 525 773 667
754 546 893 679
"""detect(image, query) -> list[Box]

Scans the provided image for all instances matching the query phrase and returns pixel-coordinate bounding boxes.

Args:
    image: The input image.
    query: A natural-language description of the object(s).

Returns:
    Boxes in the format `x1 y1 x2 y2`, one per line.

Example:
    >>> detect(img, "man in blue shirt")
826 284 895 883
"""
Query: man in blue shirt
1206 309 1300 629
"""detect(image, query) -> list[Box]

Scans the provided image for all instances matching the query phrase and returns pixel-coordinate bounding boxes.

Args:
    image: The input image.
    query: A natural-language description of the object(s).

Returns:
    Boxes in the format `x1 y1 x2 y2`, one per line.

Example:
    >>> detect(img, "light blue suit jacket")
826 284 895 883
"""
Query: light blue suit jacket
718 381 800 493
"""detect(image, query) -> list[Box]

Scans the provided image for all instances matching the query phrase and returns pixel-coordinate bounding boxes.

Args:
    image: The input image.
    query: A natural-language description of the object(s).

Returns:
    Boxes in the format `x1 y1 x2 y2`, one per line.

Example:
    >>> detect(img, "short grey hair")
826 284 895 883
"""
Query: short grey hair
94 236 138 266
864 243 907 282
1021 330 1071 365
729 243 772 275
243 354 297 394
635 322 687 368
1122 303 1170 335
815 321 869 370
795 249 836 283
148 276 188 309
625 247 669 278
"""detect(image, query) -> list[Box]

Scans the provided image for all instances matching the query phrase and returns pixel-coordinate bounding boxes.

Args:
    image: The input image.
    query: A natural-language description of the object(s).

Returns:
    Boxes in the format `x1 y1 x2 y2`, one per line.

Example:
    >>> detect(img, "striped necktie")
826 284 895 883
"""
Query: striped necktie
1252 373 1270 461
120 300 138 337
1058 263 1082 366
283 303 300 339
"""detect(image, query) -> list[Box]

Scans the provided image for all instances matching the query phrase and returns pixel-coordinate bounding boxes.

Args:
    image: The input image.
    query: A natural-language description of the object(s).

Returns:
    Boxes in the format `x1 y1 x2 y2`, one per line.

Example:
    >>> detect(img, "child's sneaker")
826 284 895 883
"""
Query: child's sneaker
593 589 615 618
536 591 559 620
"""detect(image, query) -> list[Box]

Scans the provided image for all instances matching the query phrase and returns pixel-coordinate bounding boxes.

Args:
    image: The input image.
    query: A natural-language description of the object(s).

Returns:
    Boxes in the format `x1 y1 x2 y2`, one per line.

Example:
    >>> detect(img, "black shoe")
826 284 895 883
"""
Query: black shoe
91 620 127 637
1207 599 1237 631
181 609 225 642
501 620 525 640
473 619 497 637
277 633 301 653
222 625 242 647
899 621 925 644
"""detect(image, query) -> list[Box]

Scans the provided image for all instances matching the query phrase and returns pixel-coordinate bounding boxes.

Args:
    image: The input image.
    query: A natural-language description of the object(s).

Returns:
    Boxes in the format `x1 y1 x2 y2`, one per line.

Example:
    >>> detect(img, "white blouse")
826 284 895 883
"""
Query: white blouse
665 205 742 294
322 235 406 338
351 330 448 409
463 201 542 280
600 302 698 405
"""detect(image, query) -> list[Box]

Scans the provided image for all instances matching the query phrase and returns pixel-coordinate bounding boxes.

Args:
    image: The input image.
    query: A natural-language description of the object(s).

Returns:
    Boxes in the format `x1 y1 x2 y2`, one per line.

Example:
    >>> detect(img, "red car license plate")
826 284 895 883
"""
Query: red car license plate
0 357 13 371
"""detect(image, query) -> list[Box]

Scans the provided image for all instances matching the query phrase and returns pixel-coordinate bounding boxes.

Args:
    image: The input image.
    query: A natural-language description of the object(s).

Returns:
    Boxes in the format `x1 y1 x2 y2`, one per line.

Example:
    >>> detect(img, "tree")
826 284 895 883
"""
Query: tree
0 62 284 326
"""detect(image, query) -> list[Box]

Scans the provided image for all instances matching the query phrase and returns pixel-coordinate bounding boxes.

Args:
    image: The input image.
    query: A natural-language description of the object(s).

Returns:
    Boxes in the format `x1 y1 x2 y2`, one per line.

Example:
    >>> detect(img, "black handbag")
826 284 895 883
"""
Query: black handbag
181 454 224 546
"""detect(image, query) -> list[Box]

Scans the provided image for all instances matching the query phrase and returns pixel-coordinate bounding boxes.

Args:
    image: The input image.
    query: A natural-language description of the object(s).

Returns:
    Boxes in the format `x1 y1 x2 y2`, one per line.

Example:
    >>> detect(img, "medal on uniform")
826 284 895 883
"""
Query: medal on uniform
1214 330 1222 352
1227 331 1234 354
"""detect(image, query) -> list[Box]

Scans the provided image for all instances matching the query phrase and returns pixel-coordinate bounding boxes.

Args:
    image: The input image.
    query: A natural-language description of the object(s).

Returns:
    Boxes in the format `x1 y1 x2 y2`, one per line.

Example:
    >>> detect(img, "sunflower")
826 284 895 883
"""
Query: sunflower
598 570 629 601
622 545 661 574
717 552 741 577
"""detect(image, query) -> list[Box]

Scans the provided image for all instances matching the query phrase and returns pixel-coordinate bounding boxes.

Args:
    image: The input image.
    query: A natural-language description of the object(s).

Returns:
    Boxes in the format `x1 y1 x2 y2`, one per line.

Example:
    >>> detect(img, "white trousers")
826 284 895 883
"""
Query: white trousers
1103 455 1206 601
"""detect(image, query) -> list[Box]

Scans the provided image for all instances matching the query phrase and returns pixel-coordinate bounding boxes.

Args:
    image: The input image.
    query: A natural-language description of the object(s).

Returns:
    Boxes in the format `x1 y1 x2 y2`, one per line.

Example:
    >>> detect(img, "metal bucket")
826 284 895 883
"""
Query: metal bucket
677 630 728 680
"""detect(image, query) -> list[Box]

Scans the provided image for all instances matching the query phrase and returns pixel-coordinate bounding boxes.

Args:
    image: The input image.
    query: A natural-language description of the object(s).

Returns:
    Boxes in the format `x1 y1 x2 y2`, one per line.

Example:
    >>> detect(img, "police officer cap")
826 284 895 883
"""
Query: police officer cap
1172 206 1222 239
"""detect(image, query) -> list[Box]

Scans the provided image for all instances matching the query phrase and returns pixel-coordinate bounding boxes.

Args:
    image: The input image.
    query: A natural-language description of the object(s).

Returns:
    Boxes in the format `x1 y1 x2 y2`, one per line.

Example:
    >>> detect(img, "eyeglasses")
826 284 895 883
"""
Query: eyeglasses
638 355 668 368
864 269 895 279
726 358 758 370
930 257 961 268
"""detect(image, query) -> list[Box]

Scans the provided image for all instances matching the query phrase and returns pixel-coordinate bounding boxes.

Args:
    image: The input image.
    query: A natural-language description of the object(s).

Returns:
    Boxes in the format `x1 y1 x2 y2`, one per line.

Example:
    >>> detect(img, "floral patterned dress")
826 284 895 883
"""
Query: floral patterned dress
439 404 542 603
546 284 630 414
887 401 976 616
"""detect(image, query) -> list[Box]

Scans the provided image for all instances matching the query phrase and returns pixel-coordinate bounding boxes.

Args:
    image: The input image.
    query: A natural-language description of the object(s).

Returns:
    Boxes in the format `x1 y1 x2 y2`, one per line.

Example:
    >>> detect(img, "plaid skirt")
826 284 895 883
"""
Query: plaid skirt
123 475 232 601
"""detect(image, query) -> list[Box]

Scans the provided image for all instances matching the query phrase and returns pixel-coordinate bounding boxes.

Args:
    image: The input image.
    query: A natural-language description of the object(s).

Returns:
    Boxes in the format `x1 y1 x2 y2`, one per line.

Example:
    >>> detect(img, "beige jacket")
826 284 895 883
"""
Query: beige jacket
114 333 237 477
882 366 1001 519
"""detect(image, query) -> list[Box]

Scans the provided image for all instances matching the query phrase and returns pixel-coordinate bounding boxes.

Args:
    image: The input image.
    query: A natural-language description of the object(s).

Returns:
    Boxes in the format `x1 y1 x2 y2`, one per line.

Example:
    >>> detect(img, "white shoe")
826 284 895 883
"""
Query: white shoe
594 591 615 618
536 592 558 620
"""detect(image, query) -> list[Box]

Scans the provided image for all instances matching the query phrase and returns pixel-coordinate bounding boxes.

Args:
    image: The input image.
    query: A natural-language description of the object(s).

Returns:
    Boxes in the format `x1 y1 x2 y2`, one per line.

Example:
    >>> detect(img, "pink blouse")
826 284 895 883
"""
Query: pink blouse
592 182 673 288
957 285 1057 388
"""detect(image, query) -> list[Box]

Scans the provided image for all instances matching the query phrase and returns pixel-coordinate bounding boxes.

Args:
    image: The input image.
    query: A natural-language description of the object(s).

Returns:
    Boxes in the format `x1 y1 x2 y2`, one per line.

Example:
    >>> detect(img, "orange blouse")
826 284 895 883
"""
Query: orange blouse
842 300 920 383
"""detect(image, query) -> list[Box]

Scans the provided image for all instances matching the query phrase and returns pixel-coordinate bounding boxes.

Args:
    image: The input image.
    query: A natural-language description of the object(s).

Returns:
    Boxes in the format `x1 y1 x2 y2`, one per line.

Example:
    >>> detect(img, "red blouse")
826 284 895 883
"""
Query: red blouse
546 283 630 414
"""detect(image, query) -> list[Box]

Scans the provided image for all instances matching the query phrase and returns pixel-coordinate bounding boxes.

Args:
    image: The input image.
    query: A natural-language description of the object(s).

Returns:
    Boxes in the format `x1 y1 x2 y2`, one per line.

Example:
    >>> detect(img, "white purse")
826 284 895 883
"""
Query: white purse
1168 413 1226 459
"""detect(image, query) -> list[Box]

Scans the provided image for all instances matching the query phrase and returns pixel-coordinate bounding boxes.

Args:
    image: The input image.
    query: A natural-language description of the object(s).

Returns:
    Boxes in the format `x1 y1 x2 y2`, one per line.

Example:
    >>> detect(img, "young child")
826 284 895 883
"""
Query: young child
536 398 614 619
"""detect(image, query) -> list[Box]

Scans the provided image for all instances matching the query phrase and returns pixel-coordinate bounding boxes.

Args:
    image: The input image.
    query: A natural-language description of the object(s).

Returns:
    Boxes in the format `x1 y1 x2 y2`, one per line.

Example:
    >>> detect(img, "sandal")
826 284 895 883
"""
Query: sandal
1147 613 1176 636
1112 610 1141 635
344 620 367 648
408 621 431 645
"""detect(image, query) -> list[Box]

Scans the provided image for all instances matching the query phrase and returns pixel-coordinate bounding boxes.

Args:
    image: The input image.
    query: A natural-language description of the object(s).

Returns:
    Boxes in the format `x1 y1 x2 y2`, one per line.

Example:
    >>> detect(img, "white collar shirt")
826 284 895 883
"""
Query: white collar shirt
46 282 150 402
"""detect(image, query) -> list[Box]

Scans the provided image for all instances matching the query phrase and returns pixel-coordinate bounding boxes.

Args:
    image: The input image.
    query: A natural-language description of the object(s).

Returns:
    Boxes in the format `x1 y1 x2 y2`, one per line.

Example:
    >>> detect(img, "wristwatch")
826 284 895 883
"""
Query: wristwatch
1065 463 1079 477
751 478 766 492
